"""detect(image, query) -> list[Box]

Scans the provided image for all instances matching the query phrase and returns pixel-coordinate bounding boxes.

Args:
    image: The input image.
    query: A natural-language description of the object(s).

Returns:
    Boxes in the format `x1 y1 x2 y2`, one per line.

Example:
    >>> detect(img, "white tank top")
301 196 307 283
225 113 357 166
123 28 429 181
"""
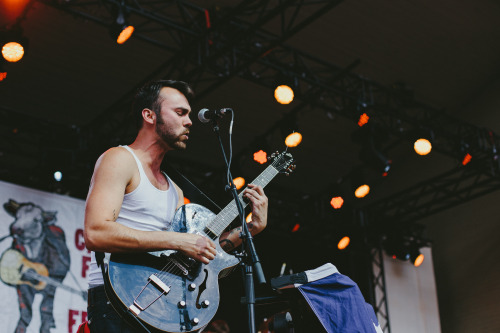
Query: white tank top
87 145 179 287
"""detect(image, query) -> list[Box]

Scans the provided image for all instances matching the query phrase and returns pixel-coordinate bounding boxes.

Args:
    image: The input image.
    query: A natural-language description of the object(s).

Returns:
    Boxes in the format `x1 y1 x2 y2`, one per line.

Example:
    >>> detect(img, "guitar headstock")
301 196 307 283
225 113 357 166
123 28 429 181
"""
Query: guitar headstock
269 151 296 175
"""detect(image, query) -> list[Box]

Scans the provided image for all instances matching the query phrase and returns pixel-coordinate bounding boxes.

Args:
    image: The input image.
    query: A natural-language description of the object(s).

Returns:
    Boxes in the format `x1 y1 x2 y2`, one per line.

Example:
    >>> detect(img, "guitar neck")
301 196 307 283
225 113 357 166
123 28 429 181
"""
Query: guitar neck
205 163 279 237
25 270 87 300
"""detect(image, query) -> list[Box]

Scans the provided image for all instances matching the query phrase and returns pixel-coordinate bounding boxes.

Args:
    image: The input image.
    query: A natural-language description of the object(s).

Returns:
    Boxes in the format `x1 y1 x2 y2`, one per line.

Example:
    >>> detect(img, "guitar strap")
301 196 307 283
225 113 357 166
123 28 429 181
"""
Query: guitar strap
95 251 105 274
163 162 222 213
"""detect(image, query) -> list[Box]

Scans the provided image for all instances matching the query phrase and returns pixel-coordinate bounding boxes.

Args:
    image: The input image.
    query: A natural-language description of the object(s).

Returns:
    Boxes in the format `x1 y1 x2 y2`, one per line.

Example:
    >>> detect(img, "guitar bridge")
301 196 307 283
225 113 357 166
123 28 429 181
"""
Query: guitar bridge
128 274 171 316
149 274 171 294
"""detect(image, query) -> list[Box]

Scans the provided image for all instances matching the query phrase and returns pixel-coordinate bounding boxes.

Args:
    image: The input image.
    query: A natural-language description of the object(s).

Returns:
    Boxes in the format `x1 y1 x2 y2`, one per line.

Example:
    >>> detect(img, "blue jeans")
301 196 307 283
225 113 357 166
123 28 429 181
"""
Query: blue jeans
87 285 142 333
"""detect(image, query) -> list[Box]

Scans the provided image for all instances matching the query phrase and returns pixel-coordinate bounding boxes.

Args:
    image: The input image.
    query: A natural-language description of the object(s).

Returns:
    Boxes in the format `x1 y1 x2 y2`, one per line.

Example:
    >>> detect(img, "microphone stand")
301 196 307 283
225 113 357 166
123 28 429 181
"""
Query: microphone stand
210 118 266 333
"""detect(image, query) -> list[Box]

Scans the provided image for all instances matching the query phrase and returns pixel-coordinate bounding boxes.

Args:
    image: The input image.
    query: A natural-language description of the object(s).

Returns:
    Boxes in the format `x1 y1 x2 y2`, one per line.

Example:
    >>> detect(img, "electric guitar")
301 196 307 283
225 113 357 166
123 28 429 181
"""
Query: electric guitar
0 249 87 301
105 151 295 332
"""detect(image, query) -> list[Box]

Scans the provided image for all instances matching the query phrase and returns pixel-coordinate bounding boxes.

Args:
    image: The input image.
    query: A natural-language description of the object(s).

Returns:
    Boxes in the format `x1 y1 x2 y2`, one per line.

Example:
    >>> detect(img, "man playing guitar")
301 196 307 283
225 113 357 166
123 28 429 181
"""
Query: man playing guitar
84 80 268 332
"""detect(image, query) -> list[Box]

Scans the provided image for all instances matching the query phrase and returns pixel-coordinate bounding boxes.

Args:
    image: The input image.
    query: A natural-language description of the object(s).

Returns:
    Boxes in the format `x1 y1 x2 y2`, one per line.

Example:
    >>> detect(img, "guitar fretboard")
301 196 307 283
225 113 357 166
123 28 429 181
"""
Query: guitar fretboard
205 164 279 237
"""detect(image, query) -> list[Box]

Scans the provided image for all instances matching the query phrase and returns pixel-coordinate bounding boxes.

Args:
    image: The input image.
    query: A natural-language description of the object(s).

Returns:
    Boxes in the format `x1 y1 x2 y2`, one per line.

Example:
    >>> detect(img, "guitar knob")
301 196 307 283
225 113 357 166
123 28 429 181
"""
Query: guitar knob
192 317 200 325
188 283 196 291
178 301 186 308
201 300 210 308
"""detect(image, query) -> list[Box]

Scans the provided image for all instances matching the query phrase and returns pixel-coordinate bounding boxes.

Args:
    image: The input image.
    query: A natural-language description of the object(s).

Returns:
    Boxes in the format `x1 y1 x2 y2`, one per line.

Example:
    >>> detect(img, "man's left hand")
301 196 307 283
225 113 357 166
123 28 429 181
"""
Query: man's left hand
242 184 268 235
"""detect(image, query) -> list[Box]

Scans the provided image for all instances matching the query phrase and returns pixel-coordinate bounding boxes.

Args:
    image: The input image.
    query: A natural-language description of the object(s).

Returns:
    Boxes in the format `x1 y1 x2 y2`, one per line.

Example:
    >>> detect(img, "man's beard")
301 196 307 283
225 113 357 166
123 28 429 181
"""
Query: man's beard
155 116 187 150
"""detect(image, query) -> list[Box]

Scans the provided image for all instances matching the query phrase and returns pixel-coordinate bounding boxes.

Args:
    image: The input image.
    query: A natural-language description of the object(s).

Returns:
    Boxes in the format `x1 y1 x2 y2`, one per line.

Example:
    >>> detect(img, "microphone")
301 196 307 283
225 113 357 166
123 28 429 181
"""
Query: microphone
198 108 231 123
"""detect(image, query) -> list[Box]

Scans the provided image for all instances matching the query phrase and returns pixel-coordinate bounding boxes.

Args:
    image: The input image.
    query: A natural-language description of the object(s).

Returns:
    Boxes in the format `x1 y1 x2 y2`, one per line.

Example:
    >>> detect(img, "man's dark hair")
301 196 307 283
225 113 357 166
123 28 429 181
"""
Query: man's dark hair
132 79 194 130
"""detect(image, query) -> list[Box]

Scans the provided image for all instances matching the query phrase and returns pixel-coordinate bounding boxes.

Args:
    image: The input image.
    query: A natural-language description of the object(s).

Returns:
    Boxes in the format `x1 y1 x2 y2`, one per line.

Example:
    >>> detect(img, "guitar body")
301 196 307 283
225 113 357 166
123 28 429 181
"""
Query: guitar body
107 204 240 333
0 249 49 290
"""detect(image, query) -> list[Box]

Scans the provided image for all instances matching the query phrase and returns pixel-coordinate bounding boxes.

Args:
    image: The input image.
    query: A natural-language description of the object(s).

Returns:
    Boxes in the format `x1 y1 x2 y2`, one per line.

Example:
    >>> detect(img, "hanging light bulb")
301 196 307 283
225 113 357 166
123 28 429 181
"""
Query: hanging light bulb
412 129 434 156
233 177 245 190
413 253 425 267
354 184 370 198
2 42 24 62
337 236 350 250
280 114 302 148
414 138 432 155
110 3 135 44
253 150 267 164
285 132 302 147
116 25 135 44
53 171 63 182
1 26 29 62
330 196 344 209
274 85 294 104
358 113 369 127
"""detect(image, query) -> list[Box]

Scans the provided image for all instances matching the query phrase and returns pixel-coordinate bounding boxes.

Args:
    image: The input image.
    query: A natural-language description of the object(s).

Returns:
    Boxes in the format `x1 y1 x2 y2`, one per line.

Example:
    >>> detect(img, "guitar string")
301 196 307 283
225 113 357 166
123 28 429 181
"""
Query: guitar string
207 166 279 235
205 167 276 236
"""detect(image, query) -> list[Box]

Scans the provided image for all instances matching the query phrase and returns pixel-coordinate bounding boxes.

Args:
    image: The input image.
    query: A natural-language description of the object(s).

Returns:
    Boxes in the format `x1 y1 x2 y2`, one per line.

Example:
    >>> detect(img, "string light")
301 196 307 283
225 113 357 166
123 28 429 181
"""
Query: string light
274 85 294 104
116 25 134 44
53 171 63 182
2 42 24 62
354 184 370 198
358 113 369 127
233 177 245 190
414 138 432 155
462 153 472 166
330 196 344 209
253 150 267 164
338 236 350 250
413 253 425 267
285 132 302 147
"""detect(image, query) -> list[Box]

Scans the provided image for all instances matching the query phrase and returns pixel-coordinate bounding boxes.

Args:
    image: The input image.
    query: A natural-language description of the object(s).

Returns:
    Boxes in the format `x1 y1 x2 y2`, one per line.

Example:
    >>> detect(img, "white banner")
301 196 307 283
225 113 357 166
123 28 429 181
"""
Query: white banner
0 180 89 333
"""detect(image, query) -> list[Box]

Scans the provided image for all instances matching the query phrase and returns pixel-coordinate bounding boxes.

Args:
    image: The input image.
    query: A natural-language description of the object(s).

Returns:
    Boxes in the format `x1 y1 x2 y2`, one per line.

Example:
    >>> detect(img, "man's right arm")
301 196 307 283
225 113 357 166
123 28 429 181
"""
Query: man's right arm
83 148 216 264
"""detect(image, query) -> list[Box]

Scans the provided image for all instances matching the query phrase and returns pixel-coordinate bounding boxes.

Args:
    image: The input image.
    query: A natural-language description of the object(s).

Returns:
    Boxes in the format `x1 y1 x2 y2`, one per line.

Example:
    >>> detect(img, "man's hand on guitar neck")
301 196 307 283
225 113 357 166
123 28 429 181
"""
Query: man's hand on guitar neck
219 184 268 253
243 184 268 234
176 233 217 264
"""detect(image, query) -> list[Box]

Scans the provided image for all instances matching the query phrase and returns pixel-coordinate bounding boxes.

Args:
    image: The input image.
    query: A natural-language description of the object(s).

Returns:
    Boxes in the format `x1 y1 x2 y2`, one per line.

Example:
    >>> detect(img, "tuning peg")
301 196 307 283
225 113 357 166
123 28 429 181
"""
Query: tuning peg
285 172 290 176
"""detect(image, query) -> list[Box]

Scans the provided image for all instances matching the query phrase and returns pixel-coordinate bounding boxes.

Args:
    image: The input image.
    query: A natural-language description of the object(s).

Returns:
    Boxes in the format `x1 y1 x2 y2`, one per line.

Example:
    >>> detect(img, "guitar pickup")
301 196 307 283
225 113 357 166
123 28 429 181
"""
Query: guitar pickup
170 256 189 276
149 274 171 294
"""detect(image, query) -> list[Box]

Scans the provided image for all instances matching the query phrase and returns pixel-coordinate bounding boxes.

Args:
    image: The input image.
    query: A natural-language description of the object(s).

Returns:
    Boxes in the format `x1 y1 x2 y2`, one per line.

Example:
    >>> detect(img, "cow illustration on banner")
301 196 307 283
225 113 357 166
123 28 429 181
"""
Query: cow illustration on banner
0 199 72 332
0 181 89 333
